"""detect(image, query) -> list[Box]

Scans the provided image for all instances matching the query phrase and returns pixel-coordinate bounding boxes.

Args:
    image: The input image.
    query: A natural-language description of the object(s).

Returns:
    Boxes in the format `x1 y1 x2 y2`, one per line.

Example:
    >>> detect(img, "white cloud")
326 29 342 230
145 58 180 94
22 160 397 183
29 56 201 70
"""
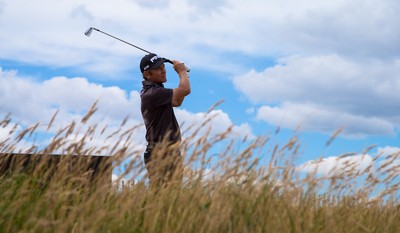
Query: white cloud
70 4 94 20
1 0 399 76
0 123 17 142
297 154 373 177
235 55 400 108
273 0 400 57
0 1 4 15
176 108 254 140
297 147 400 182
0 67 146 155
0 0 399 141
377 146 400 157
186 0 230 16
256 103 395 137
234 55 400 137
0 67 254 151
0 68 142 128
134 0 170 9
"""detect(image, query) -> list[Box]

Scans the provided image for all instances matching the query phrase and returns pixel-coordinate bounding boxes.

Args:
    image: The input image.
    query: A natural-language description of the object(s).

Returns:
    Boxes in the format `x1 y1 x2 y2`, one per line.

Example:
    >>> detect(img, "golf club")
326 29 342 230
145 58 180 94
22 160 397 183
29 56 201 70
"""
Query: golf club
84 27 190 72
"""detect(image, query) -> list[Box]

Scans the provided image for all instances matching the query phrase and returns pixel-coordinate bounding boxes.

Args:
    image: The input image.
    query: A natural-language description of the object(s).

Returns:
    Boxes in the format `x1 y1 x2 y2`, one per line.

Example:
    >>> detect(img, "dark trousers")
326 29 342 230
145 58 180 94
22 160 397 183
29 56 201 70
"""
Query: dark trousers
143 142 183 189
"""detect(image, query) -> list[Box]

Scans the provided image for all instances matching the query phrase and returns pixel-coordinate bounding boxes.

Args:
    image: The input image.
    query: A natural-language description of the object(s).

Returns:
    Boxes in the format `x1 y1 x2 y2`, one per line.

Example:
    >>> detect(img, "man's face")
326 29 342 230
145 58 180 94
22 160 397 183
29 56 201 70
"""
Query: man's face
145 64 167 83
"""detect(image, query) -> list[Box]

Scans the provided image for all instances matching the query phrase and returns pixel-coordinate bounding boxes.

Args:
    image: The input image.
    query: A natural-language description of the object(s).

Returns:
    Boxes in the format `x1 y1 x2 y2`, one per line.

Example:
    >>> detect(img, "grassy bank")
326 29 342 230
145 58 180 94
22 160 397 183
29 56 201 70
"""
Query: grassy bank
0 110 399 233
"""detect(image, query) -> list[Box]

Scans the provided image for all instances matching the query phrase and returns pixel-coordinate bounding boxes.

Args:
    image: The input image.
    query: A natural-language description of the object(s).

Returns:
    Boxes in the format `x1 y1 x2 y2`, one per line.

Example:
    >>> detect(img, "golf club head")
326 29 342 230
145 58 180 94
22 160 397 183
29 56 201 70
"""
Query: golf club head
84 27 93 37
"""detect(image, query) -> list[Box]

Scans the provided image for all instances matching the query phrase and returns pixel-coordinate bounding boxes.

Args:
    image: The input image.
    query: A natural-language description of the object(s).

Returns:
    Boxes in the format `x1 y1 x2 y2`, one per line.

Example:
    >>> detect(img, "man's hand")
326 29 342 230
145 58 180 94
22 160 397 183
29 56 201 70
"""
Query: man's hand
172 60 191 107
173 60 187 75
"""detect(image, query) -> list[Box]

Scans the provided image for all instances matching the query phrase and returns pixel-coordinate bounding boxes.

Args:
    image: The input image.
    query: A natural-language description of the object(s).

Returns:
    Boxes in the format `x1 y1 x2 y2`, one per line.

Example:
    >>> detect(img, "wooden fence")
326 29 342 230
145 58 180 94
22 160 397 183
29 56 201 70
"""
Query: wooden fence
0 153 112 187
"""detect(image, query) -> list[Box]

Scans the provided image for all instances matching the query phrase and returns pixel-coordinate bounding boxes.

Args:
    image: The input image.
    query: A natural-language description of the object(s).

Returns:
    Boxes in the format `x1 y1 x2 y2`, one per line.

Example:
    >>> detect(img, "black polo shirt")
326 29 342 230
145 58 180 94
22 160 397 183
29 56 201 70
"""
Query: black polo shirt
140 80 181 143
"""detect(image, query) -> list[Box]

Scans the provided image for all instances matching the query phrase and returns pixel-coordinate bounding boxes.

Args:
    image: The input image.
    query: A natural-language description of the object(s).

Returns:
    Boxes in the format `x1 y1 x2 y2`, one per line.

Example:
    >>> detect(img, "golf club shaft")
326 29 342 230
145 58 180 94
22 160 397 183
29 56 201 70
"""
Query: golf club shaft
85 27 189 71
92 28 152 54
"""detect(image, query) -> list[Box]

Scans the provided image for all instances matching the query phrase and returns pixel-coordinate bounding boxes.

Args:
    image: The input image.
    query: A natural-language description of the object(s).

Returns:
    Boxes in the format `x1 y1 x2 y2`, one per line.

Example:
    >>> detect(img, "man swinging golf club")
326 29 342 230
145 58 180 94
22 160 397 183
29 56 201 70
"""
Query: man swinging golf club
84 27 190 188
140 53 191 189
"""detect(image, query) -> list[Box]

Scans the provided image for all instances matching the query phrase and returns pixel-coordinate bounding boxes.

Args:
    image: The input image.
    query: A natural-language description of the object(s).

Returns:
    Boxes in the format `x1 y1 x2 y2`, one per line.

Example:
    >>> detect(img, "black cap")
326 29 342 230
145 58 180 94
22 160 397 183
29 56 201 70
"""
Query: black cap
140 53 165 73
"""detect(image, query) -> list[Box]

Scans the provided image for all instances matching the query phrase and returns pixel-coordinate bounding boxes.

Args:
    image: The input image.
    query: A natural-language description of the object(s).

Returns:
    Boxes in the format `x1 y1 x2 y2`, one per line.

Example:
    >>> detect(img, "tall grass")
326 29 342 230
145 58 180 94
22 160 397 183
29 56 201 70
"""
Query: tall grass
0 104 399 233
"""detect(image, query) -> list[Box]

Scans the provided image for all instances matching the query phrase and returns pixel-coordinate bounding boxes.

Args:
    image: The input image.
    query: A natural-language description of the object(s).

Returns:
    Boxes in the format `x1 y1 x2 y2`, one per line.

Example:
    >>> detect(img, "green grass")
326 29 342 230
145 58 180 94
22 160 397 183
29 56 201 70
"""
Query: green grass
0 106 399 233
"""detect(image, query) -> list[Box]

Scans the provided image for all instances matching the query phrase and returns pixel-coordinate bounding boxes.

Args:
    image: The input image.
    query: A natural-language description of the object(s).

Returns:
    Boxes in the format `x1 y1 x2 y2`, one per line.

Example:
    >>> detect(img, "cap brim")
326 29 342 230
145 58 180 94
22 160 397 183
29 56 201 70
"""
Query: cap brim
149 58 165 70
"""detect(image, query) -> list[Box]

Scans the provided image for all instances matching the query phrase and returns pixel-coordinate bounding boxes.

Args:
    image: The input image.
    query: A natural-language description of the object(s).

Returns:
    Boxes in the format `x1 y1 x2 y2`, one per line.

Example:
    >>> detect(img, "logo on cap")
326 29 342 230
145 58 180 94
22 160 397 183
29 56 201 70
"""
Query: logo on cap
140 53 164 73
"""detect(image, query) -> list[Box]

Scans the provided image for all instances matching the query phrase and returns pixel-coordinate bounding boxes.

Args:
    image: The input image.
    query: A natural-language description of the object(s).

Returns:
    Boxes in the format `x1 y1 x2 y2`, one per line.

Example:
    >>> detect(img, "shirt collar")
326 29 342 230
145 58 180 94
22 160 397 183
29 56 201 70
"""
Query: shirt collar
142 80 164 88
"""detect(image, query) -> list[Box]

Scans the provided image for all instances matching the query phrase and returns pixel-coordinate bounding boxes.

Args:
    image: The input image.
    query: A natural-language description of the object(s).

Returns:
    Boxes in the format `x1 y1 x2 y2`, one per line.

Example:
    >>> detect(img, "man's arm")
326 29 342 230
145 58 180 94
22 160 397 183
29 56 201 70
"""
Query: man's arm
172 61 191 107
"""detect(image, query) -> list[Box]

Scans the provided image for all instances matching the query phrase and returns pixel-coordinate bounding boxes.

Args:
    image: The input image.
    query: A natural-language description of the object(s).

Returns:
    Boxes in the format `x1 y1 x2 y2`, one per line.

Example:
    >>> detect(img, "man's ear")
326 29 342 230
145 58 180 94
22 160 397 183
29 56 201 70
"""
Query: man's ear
143 70 152 80
143 71 149 80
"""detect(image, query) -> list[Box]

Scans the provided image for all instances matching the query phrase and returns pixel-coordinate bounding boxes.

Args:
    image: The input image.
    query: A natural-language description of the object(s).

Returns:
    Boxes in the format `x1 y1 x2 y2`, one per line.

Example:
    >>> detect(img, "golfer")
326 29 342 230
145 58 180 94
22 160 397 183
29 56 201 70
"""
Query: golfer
140 53 191 189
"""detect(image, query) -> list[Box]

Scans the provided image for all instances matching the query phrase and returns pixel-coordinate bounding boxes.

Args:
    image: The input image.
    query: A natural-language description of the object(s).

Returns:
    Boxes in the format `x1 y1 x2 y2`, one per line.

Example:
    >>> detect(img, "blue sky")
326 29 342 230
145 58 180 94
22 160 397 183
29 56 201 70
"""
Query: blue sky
1 0 400 179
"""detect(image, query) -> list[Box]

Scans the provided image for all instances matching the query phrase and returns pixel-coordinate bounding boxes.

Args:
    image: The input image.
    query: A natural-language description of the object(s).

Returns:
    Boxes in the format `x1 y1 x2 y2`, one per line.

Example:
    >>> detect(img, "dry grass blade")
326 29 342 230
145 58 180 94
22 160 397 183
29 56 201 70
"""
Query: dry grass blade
326 127 343 146
0 114 12 128
81 100 98 124
363 144 377 155
15 122 40 142
206 99 224 114
338 152 357 159
47 109 59 131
